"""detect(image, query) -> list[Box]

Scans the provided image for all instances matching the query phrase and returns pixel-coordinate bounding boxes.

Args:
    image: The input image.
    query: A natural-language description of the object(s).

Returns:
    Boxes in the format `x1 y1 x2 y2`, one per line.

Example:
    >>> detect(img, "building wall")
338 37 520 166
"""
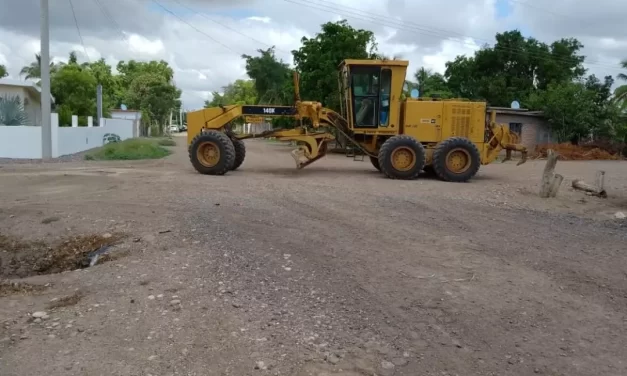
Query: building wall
0 113 135 159
495 114 555 151
0 85 43 126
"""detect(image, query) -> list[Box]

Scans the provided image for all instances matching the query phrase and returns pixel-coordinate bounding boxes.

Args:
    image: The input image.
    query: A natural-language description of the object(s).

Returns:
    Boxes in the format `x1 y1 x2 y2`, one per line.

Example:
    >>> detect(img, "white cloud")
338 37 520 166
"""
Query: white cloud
247 16 271 23
0 0 624 110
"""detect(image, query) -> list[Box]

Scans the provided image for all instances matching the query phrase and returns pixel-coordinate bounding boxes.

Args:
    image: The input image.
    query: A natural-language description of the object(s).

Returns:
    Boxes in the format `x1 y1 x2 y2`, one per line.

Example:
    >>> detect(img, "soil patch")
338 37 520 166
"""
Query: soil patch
0 280 48 297
0 233 125 279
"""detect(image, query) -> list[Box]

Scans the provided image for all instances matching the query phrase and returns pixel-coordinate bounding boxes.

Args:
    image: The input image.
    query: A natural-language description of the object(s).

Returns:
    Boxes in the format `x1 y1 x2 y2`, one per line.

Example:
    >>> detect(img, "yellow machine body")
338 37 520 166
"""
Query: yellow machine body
186 59 527 181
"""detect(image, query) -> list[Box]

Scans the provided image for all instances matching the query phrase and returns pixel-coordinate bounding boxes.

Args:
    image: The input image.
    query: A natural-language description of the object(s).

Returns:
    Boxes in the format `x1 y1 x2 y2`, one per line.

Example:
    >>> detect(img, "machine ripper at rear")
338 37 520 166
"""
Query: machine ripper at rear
185 59 527 182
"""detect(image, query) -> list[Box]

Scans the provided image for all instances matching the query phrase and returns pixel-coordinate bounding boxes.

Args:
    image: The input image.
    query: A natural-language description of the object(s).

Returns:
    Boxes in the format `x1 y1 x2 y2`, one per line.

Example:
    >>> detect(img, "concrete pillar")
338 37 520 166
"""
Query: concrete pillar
87 116 93 127
51 113 59 158
71 115 78 127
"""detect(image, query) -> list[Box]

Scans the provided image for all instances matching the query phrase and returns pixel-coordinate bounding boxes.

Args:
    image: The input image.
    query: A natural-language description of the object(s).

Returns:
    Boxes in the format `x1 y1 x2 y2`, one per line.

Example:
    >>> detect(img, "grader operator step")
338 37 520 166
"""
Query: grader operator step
345 147 365 161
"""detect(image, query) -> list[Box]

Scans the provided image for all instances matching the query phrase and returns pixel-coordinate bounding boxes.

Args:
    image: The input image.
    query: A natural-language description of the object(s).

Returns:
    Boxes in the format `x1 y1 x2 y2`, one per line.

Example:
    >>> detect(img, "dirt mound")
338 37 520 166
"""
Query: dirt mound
0 233 125 279
532 143 621 161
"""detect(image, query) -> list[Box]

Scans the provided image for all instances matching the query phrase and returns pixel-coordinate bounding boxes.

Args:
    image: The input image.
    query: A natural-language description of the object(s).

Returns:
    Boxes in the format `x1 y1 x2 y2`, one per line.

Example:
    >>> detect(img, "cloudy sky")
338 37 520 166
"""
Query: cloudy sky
0 0 625 110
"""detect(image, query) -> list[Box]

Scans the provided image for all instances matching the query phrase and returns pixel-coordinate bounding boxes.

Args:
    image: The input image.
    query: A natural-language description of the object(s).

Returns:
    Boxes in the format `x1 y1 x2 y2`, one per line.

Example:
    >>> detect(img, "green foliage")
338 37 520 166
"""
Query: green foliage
116 60 174 89
292 20 379 110
205 79 257 107
445 30 586 106
57 104 73 126
412 68 453 99
526 81 597 142
125 73 181 134
242 47 293 105
0 64 7 78
51 64 98 117
0 95 29 125
19 52 181 132
84 138 171 160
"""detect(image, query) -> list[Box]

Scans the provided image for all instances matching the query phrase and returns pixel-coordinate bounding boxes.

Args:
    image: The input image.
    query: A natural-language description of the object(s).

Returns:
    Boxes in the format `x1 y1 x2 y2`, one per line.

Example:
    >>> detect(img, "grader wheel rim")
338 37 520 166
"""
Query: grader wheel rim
391 146 416 171
196 141 220 168
445 147 471 174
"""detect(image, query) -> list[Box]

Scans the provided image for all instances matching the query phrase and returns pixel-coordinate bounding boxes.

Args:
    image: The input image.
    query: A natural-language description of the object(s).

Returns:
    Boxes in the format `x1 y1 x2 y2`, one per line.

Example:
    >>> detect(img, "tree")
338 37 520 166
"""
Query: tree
613 59 627 105
125 73 181 134
51 64 98 125
116 60 174 89
86 58 123 113
19 53 59 82
445 30 586 106
0 64 7 78
205 79 257 107
413 67 453 98
242 47 292 105
292 20 379 110
526 81 597 143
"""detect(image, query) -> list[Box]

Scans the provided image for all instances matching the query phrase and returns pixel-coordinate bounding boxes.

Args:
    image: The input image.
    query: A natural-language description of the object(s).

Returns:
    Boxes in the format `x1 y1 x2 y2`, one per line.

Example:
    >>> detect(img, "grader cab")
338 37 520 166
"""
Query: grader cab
186 59 527 182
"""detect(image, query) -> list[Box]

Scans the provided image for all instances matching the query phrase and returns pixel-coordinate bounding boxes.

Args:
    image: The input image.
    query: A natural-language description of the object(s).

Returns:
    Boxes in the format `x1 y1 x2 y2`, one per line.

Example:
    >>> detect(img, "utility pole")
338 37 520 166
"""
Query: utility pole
40 0 52 159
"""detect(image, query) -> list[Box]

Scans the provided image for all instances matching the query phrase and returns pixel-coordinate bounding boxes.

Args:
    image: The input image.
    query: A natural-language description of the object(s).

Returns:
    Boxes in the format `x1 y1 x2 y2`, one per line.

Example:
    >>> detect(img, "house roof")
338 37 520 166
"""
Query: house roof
0 78 56 102
487 106 544 117
110 109 140 112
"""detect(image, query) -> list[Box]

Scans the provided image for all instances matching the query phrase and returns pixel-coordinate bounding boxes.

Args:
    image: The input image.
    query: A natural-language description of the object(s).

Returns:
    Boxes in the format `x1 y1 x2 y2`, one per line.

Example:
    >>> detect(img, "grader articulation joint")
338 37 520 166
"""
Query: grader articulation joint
186 59 527 182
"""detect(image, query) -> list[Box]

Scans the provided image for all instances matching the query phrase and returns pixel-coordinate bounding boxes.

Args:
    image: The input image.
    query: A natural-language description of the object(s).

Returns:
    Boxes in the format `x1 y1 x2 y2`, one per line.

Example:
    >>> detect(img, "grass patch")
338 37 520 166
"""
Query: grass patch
157 138 177 147
84 138 171 161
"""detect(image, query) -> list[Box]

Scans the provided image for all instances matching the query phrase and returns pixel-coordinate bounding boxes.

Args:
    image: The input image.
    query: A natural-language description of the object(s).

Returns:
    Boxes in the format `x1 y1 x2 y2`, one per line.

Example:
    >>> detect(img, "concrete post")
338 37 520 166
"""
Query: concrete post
40 0 52 159
71 115 78 127
87 116 93 127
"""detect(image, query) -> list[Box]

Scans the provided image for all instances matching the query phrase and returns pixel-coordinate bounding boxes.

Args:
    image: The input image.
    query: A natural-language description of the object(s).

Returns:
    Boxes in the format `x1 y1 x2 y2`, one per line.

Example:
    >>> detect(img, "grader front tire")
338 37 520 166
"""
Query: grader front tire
378 135 425 180
231 139 246 171
432 137 481 182
189 131 235 175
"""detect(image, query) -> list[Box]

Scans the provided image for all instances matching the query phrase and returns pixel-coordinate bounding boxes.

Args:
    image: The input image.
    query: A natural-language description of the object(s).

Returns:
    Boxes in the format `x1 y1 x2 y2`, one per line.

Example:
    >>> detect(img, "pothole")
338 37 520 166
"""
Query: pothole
0 233 127 279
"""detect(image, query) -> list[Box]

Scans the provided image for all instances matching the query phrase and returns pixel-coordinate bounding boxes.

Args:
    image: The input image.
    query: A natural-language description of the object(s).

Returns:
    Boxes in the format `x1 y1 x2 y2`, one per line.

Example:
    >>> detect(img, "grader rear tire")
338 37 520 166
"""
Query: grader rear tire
231 139 246 171
189 131 235 175
378 135 425 180
370 156 381 171
432 137 481 182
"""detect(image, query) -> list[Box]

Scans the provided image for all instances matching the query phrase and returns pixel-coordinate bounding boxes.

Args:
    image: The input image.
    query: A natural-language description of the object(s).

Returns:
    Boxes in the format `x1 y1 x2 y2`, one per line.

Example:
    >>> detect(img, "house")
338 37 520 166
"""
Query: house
0 78 54 126
109 108 142 136
489 107 554 151
110 108 142 121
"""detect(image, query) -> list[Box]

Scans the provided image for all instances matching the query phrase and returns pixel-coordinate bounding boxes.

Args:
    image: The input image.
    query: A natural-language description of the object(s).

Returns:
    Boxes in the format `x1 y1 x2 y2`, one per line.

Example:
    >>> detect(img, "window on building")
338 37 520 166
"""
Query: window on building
509 122 522 136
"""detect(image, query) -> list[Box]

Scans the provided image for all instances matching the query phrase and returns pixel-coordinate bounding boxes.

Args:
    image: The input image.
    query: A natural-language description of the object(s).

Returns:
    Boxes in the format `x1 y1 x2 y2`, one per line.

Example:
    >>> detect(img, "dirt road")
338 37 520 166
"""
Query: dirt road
1 137 626 376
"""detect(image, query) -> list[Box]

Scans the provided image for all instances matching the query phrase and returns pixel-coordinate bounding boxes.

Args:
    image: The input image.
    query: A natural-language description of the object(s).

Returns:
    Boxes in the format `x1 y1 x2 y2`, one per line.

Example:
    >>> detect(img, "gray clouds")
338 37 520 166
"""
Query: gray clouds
0 0 625 109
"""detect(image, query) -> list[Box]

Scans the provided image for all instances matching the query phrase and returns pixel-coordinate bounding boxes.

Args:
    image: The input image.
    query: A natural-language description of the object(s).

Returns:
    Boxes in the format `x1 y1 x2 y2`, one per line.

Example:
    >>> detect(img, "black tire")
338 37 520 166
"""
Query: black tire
369 156 381 171
188 131 235 175
378 135 426 180
432 137 481 182
231 138 246 171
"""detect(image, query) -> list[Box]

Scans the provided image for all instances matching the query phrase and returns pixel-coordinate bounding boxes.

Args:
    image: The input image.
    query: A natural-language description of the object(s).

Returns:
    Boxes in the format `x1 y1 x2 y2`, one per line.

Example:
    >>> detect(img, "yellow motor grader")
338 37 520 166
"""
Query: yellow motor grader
186 59 527 182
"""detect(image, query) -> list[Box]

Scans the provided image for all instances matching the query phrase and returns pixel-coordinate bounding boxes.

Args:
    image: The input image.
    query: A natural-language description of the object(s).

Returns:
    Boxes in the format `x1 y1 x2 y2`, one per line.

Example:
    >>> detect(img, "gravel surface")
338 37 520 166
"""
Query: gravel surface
1 136 626 376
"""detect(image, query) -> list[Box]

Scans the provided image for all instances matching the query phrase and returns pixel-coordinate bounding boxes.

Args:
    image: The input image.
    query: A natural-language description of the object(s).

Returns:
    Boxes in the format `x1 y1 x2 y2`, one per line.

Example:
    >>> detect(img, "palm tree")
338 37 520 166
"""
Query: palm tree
414 67 432 98
613 59 627 107
19 53 59 82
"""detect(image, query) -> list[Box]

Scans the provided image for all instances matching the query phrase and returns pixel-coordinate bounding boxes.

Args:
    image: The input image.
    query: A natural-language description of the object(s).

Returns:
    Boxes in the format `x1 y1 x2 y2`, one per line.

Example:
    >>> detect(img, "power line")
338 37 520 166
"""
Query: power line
169 0 291 55
150 0 242 55
68 0 91 62
92 0 128 46
284 0 624 72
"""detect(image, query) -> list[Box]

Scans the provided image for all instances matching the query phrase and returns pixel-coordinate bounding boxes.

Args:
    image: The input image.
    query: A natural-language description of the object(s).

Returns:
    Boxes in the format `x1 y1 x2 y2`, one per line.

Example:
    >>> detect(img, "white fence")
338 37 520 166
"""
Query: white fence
0 113 136 159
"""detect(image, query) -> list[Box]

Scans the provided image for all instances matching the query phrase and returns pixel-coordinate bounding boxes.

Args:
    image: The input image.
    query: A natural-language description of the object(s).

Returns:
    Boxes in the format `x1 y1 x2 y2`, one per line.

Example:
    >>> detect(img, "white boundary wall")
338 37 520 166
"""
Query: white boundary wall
0 113 134 159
